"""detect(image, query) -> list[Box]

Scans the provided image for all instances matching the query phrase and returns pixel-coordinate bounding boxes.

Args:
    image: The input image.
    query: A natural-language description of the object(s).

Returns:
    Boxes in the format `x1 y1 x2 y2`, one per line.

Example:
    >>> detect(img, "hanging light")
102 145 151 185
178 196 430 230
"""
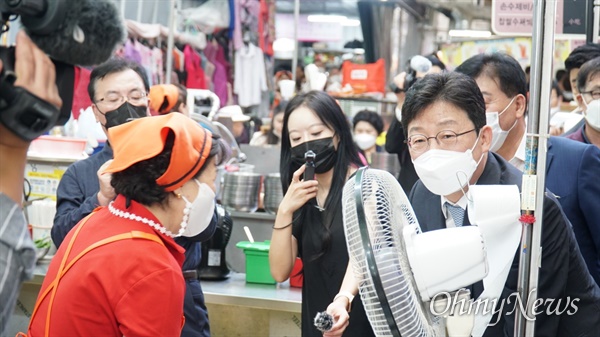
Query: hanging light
448 30 492 38
307 15 348 23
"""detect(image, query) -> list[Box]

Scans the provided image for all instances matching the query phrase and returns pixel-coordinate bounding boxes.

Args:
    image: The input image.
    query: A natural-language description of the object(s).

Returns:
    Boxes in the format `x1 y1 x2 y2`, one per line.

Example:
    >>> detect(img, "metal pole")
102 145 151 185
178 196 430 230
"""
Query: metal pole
165 0 177 85
594 0 600 43
152 0 159 24
136 0 143 22
586 0 596 43
291 0 300 82
514 0 555 336
120 0 126 19
389 6 401 77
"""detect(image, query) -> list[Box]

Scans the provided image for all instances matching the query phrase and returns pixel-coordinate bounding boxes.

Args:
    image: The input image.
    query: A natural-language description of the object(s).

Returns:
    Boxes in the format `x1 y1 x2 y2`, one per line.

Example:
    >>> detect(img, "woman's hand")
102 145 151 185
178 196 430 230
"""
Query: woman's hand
278 165 318 216
323 299 350 337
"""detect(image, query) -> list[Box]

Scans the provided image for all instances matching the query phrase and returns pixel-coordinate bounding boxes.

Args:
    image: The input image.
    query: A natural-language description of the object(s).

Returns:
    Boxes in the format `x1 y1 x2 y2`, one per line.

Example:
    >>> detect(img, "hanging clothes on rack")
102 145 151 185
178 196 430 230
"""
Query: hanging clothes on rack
258 0 274 56
205 40 229 108
151 46 164 85
197 52 212 90
233 0 260 51
171 45 186 85
136 40 154 86
234 42 267 107
123 39 142 65
184 44 207 89
71 67 92 120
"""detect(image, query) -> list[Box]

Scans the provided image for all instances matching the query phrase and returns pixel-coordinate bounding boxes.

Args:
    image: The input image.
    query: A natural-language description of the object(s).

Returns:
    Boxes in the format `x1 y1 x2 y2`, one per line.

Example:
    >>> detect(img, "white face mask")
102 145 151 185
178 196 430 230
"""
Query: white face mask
354 133 377 150
583 98 600 131
395 106 402 122
486 96 517 152
179 180 216 237
412 134 483 196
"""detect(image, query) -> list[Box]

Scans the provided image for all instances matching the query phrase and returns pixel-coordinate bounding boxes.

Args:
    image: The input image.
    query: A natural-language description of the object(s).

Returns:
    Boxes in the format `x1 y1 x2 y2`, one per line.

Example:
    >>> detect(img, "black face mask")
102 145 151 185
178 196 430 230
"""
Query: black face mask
103 101 147 129
291 137 337 174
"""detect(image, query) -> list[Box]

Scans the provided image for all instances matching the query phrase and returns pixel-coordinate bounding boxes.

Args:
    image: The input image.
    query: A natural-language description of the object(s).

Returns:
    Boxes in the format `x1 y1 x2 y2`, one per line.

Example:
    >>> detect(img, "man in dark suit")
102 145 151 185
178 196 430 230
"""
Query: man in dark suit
455 53 600 286
401 72 600 336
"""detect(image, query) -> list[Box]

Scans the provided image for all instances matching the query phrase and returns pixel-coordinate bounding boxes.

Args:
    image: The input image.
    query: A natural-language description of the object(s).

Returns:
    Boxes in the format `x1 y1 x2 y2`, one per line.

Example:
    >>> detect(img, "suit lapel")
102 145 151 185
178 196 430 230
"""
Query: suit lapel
412 189 445 232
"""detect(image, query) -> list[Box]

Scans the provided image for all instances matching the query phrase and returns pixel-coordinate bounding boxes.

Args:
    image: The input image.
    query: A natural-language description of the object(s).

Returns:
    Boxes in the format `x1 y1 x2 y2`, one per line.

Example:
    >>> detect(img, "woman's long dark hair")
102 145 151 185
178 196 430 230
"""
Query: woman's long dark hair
266 101 288 145
280 91 363 260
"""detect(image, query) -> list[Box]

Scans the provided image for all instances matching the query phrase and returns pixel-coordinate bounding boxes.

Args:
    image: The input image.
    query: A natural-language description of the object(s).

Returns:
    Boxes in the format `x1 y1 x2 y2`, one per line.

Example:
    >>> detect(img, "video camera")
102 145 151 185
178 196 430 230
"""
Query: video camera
389 55 433 94
0 0 124 141
0 45 74 141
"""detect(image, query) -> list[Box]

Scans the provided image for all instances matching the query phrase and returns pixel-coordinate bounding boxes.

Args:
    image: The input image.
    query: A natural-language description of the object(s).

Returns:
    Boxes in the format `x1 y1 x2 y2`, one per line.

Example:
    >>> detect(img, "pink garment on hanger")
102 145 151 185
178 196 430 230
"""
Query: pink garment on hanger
123 39 142 64
234 0 261 50
233 0 243 50
204 42 229 107
151 47 164 85
134 40 153 85
184 45 207 89
71 67 92 120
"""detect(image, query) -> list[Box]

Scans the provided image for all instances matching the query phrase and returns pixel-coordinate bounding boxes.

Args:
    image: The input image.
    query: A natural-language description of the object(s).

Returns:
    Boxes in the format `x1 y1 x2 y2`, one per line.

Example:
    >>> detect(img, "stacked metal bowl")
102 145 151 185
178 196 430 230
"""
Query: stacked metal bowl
263 173 283 215
222 172 262 212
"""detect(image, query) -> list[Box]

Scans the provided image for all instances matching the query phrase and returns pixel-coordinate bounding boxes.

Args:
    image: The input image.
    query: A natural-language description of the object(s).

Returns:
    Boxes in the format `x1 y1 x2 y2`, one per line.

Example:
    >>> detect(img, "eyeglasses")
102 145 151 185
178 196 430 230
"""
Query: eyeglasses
405 129 476 153
581 90 600 100
95 90 148 110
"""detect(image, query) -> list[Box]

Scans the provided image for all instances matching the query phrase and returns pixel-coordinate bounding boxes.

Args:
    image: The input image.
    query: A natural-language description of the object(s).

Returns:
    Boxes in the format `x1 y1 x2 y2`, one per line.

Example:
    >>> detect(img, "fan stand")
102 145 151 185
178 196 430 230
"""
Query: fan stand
431 289 475 337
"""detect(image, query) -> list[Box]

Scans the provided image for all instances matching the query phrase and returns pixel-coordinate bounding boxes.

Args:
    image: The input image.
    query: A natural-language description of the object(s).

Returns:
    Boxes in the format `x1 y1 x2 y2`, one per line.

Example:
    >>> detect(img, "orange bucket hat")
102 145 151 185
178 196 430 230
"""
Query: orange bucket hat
104 113 212 191
149 84 179 114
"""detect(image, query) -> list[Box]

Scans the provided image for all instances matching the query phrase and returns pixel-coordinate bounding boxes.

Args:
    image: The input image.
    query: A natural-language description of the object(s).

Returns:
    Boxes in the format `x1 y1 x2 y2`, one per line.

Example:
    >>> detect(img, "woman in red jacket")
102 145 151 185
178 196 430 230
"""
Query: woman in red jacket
26 113 227 337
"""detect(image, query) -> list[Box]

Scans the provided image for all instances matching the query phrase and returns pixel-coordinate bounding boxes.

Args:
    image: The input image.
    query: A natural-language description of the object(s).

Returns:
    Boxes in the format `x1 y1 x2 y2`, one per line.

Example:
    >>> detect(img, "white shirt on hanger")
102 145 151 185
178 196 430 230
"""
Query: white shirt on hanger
234 43 267 108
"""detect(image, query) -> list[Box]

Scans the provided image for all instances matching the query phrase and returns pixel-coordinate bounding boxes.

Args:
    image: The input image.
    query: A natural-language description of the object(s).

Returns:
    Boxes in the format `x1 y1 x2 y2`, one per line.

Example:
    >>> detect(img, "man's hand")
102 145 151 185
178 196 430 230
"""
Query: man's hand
0 31 63 204
549 125 564 136
0 31 62 149
97 160 116 206
393 71 407 92
393 72 408 106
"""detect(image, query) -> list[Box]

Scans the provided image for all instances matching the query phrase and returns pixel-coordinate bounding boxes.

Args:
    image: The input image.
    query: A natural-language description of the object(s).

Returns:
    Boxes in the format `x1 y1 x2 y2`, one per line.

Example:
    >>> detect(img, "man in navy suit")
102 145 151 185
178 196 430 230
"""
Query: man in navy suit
455 53 600 286
402 72 600 336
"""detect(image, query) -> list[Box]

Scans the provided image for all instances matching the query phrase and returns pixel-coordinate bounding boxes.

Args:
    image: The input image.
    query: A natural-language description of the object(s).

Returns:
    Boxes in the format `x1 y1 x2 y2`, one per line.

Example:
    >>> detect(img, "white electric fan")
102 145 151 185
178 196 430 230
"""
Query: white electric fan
342 167 491 337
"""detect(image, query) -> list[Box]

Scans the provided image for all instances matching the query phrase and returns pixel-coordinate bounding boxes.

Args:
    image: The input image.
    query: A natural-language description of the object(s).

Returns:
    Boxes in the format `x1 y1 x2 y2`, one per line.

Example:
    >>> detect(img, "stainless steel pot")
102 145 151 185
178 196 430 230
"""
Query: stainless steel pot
216 163 255 202
263 173 283 215
222 172 262 212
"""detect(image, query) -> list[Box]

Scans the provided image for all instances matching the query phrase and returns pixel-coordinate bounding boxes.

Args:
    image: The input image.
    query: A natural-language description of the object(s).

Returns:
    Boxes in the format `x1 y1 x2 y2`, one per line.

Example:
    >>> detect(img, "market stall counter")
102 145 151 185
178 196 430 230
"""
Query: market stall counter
6 263 302 337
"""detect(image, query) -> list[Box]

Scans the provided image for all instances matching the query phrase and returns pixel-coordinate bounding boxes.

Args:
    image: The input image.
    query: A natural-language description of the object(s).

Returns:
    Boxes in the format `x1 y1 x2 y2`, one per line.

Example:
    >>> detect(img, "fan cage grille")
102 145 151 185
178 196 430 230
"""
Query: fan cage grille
343 168 439 337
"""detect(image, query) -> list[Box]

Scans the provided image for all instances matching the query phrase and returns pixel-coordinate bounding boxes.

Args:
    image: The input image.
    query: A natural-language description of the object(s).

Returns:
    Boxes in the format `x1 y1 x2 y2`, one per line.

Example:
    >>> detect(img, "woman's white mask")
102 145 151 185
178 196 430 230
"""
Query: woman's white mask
354 133 377 151
179 179 216 237
486 96 517 152
412 133 484 196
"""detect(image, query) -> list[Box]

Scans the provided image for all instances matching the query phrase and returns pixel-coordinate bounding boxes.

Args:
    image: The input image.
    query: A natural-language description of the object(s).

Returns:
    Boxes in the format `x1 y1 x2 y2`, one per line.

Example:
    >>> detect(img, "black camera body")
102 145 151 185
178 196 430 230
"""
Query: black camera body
0 46 73 141
1 0 123 140
389 55 433 94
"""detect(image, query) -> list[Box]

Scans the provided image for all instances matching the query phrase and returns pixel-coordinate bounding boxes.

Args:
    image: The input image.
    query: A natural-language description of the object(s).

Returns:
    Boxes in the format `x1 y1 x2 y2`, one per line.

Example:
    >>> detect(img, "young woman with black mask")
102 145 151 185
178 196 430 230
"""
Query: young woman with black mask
269 91 374 337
